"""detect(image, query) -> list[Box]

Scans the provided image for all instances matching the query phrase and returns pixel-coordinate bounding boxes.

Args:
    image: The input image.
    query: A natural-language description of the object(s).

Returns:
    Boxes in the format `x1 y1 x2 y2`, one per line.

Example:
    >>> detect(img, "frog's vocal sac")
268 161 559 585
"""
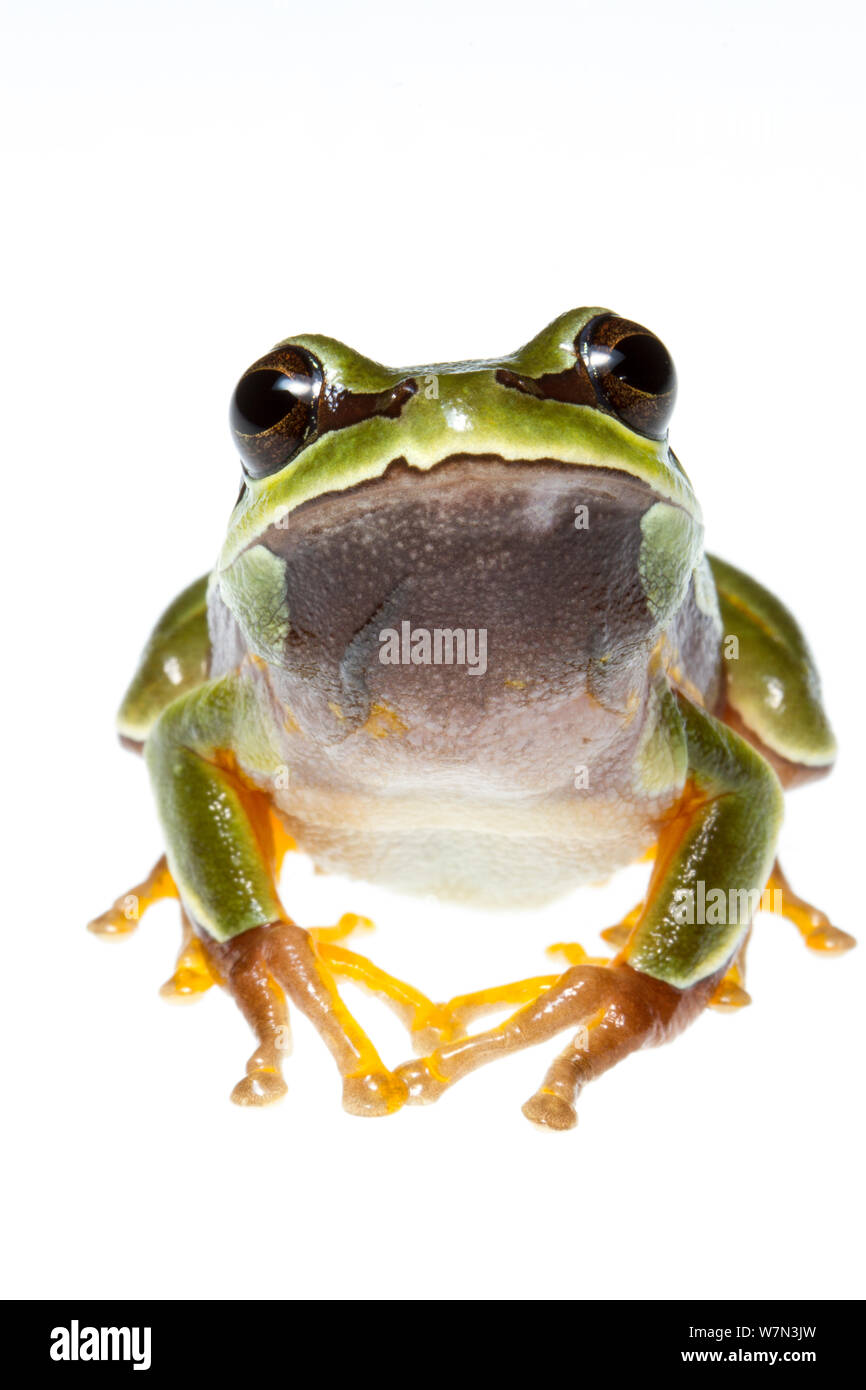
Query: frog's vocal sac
90 308 854 1129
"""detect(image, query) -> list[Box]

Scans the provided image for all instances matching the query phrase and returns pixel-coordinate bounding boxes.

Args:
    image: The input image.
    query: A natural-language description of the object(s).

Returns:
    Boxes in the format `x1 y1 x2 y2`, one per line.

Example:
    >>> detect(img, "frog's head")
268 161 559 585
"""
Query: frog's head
217 310 706 690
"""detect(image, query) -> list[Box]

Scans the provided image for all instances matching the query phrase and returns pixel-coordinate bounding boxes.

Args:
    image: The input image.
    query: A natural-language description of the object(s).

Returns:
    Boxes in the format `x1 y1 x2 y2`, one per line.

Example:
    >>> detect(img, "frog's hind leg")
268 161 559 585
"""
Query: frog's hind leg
707 554 837 789
115 573 212 749
708 558 854 955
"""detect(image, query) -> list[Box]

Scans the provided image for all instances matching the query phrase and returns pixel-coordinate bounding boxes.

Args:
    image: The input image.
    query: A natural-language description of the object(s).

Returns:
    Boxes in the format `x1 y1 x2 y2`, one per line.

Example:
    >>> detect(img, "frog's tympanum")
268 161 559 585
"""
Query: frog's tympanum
91 309 854 1129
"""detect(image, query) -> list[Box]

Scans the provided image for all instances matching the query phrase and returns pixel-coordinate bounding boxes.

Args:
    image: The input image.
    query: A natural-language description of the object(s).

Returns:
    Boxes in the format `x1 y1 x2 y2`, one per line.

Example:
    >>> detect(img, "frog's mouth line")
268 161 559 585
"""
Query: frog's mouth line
251 453 677 546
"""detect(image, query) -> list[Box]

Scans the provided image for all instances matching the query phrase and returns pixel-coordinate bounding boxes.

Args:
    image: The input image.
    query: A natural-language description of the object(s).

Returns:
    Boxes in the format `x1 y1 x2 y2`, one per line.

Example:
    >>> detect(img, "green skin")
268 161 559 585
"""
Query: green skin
119 307 834 992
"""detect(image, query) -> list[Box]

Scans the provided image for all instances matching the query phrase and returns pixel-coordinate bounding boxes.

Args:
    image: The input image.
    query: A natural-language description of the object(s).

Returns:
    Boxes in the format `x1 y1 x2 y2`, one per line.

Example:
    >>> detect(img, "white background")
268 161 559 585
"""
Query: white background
2 0 863 1302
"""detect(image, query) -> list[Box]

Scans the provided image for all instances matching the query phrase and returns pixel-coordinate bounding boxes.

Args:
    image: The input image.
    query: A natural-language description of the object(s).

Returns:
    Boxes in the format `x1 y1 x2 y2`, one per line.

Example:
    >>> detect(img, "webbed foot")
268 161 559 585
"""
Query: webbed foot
396 962 715 1129
204 921 409 1116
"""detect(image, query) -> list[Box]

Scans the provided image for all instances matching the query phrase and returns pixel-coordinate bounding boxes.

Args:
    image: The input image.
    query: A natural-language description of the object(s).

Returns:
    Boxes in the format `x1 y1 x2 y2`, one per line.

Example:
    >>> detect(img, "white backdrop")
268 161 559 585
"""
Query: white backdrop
2 0 863 1301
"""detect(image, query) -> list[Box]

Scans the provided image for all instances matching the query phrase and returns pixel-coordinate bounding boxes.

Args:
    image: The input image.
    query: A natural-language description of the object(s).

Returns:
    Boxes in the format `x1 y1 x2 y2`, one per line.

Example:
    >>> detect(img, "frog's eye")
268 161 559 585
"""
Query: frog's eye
230 347 323 479
579 316 676 440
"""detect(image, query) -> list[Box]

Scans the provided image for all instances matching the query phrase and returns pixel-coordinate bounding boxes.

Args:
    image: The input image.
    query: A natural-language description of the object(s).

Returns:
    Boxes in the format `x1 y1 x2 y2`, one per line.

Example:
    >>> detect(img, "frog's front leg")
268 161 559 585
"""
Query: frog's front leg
145 674 407 1116
396 695 784 1129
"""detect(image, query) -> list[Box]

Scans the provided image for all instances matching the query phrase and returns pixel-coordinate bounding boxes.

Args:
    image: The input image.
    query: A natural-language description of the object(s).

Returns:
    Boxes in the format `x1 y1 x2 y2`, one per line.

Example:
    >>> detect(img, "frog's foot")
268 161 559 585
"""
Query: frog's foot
202 921 409 1116
312 937 463 1052
767 860 856 954
395 962 716 1130
87 855 177 938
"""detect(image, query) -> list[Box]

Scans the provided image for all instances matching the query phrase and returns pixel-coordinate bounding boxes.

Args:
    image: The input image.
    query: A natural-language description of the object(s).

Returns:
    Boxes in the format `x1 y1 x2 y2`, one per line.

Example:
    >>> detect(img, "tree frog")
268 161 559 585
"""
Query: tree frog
90 308 854 1129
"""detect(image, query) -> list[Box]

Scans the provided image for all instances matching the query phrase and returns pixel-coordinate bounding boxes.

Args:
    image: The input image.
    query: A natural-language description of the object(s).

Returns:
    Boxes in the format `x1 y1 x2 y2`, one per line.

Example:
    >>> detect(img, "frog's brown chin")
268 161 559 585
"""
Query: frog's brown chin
257 454 666 690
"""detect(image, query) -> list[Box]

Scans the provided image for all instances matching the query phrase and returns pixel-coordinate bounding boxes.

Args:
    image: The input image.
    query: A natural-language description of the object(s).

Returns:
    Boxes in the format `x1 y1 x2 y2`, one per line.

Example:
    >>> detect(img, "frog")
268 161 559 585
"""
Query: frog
90 307 854 1129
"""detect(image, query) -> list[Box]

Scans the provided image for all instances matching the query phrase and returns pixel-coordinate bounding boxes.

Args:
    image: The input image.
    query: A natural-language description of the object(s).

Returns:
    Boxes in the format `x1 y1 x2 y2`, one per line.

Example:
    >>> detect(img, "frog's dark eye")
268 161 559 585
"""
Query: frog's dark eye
230 346 322 479
579 315 676 440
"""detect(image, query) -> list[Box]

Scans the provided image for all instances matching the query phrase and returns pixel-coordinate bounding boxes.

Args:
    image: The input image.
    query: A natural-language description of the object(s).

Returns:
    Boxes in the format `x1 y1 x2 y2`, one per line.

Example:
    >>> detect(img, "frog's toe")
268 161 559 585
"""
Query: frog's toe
708 939 752 1012
521 1089 577 1131
309 912 376 946
159 919 217 1002
805 924 856 953
409 1024 448 1055
341 1069 407 1117
545 940 610 967
88 855 178 938
709 979 752 1010
231 1068 289 1107
159 967 214 1002
393 1057 450 1104
408 1003 466 1054
598 902 644 950
767 861 856 955
87 906 139 938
